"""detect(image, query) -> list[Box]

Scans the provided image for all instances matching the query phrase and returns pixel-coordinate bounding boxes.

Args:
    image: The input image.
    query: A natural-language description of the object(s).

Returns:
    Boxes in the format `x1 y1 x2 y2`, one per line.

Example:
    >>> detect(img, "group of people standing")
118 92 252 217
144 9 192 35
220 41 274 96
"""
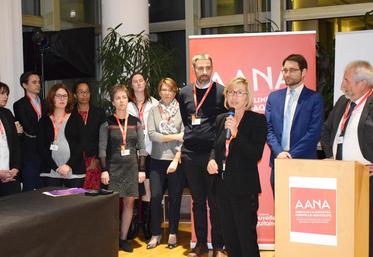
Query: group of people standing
1 52 372 257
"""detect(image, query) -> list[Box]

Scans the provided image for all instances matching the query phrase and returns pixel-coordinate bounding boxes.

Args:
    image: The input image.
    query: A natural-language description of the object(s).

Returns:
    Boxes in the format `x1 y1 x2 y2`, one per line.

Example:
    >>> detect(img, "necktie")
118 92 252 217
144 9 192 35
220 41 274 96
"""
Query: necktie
281 89 296 151
336 101 356 160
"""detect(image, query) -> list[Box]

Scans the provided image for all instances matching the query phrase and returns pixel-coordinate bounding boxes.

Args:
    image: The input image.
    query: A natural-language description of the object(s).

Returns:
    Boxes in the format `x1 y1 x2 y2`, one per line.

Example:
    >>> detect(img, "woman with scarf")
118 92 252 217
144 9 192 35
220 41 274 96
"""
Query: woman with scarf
146 78 184 249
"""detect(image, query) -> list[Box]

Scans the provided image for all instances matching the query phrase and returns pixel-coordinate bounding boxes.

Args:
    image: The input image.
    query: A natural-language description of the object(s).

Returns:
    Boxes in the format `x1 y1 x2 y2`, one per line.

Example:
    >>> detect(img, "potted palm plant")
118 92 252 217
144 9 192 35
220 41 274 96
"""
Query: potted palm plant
98 23 174 110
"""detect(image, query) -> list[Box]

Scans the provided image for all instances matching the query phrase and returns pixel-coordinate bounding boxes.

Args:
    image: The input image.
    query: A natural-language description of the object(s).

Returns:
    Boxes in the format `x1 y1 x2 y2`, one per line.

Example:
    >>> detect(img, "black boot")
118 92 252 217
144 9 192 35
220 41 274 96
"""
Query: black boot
126 200 139 240
142 201 152 240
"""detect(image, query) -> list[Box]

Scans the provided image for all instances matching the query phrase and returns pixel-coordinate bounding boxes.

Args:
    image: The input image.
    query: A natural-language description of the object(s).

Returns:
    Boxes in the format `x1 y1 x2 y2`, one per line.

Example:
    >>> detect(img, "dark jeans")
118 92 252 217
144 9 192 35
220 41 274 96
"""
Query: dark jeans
182 150 224 249
21 159 42 191
42 177 85 188
216 179 260 257
149 158 185 235
0 179 21 197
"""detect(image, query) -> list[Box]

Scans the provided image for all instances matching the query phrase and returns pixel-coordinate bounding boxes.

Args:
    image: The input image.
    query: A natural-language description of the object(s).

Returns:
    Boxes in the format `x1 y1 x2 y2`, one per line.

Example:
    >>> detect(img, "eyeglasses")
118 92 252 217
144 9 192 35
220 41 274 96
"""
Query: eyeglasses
227 90 248 97
281 68 301 74
76 90 90 95
55 94 68 99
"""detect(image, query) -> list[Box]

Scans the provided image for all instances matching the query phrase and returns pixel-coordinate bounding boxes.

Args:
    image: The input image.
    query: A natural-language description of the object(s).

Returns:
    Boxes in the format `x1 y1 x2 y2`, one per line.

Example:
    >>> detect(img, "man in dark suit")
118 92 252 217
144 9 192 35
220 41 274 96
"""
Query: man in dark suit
265 54 324 193
320 60 373 257
13 71 46 191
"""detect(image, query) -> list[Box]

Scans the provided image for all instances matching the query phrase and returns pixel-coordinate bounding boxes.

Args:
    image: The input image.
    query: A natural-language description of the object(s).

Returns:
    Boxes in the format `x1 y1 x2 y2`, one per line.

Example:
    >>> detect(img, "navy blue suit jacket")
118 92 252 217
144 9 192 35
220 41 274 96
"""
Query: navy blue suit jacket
265 86 323 167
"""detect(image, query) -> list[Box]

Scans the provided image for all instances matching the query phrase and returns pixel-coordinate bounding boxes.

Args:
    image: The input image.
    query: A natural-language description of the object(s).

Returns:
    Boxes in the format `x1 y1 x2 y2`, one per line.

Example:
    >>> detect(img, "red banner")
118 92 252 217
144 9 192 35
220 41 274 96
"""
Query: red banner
188 31 316 248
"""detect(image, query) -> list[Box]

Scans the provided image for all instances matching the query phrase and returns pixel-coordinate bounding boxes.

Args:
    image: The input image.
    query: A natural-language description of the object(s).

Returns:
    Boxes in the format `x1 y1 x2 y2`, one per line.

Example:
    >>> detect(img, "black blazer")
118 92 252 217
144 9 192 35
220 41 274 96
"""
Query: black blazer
210 111 267 195
37 112 86 174
321 94 373 162
0 108 21 170
13 96 46 160
72 103 106 158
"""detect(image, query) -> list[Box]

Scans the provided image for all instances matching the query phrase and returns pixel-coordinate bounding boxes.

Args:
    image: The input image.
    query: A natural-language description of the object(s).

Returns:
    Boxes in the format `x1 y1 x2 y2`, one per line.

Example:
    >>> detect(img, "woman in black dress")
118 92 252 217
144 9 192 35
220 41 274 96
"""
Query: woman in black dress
207 77 267 257
99 84 147 252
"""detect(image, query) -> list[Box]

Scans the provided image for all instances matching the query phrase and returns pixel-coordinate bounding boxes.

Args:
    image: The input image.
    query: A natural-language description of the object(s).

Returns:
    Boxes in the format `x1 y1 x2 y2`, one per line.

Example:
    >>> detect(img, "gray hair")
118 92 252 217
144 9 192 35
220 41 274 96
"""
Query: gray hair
345 60 373 87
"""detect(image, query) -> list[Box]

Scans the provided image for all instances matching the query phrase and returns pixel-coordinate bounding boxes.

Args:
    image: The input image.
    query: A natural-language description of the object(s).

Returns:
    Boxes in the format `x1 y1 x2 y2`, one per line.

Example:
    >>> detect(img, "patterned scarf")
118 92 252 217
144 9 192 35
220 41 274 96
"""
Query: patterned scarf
158 98 179 135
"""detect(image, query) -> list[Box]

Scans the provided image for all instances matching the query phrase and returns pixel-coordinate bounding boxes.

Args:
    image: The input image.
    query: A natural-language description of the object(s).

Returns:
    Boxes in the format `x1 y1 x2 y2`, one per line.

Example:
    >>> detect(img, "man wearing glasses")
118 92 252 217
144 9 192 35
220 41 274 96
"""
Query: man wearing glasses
265 54 323 194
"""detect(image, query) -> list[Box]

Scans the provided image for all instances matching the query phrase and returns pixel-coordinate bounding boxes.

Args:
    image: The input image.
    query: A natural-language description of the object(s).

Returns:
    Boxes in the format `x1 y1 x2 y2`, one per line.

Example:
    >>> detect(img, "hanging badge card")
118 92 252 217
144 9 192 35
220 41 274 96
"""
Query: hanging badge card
192 114 201 126
50 143 59 151
120 145 130 156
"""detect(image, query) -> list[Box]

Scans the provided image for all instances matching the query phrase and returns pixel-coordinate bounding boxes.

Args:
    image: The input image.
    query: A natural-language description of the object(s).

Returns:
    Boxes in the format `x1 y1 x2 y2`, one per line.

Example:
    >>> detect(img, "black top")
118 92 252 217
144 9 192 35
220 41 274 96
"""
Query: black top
178 82 225 152
0 107 21 170
13 96 46 160
72 103 106 158
37 112 86 174
210 111 267 195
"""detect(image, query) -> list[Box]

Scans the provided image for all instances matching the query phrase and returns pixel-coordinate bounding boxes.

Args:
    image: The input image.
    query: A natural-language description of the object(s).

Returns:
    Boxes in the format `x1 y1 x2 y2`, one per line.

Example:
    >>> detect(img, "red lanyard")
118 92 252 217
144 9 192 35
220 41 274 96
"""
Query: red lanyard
51 113 67 142
78 107 89 125
340 90 372 132
225 138 233 158
136 101 145 129
0 119 5 137
114 113 129 146
193 81 213 116
224 114 243 158
27 95 42 120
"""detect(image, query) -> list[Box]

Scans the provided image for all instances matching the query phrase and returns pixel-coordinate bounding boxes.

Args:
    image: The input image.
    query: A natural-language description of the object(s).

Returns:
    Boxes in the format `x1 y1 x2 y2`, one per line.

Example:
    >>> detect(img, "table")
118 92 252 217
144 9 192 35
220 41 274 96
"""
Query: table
0 188 119 257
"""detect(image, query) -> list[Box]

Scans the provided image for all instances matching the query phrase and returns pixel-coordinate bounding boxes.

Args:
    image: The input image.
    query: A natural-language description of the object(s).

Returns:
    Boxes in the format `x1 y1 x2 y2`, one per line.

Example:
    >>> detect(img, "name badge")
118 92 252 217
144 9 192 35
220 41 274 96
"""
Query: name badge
121 149 130 156
337 136 344 144
191 115 201 126
50 144 59 151
120 145 130 156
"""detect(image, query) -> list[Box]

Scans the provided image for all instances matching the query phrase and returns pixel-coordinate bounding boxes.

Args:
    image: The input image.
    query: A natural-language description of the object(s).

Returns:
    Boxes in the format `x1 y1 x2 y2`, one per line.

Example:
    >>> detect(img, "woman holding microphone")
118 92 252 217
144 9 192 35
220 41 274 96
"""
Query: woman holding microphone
207 77 267 257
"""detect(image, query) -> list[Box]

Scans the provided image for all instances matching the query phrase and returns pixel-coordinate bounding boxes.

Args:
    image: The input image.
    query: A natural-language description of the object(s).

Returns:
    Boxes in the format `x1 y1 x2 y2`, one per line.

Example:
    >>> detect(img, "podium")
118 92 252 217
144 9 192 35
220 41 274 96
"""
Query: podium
275 159 369 257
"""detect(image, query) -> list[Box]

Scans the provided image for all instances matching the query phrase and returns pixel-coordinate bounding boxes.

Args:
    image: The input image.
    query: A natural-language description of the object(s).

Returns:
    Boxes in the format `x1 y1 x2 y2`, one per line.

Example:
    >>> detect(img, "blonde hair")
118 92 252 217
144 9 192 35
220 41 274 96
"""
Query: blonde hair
224 77 253 110
157 77 178 93
192 53 213 68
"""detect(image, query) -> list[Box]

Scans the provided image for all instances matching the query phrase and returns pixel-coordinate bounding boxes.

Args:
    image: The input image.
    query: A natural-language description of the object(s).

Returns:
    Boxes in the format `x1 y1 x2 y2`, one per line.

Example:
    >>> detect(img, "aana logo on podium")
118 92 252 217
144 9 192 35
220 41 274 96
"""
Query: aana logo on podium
295 199 331 209
289 177 337 246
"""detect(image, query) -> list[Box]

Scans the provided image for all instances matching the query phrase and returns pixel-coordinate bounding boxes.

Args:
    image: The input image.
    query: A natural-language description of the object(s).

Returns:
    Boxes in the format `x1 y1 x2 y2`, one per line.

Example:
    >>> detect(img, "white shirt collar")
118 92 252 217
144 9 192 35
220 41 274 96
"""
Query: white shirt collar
287 84 304 96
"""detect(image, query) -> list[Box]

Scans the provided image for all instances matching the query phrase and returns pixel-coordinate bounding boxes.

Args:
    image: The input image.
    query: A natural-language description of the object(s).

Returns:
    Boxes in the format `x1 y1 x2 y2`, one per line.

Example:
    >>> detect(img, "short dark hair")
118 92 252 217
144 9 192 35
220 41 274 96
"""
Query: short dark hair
72 80 92 94
20 71 40 86
46 83 74 114
282 54 308 71
0 82 10 96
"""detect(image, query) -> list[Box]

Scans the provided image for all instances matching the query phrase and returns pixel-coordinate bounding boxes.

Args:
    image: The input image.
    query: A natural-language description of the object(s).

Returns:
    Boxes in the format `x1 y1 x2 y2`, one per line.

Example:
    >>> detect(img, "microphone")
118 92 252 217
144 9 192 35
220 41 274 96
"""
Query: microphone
225 108 235 140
